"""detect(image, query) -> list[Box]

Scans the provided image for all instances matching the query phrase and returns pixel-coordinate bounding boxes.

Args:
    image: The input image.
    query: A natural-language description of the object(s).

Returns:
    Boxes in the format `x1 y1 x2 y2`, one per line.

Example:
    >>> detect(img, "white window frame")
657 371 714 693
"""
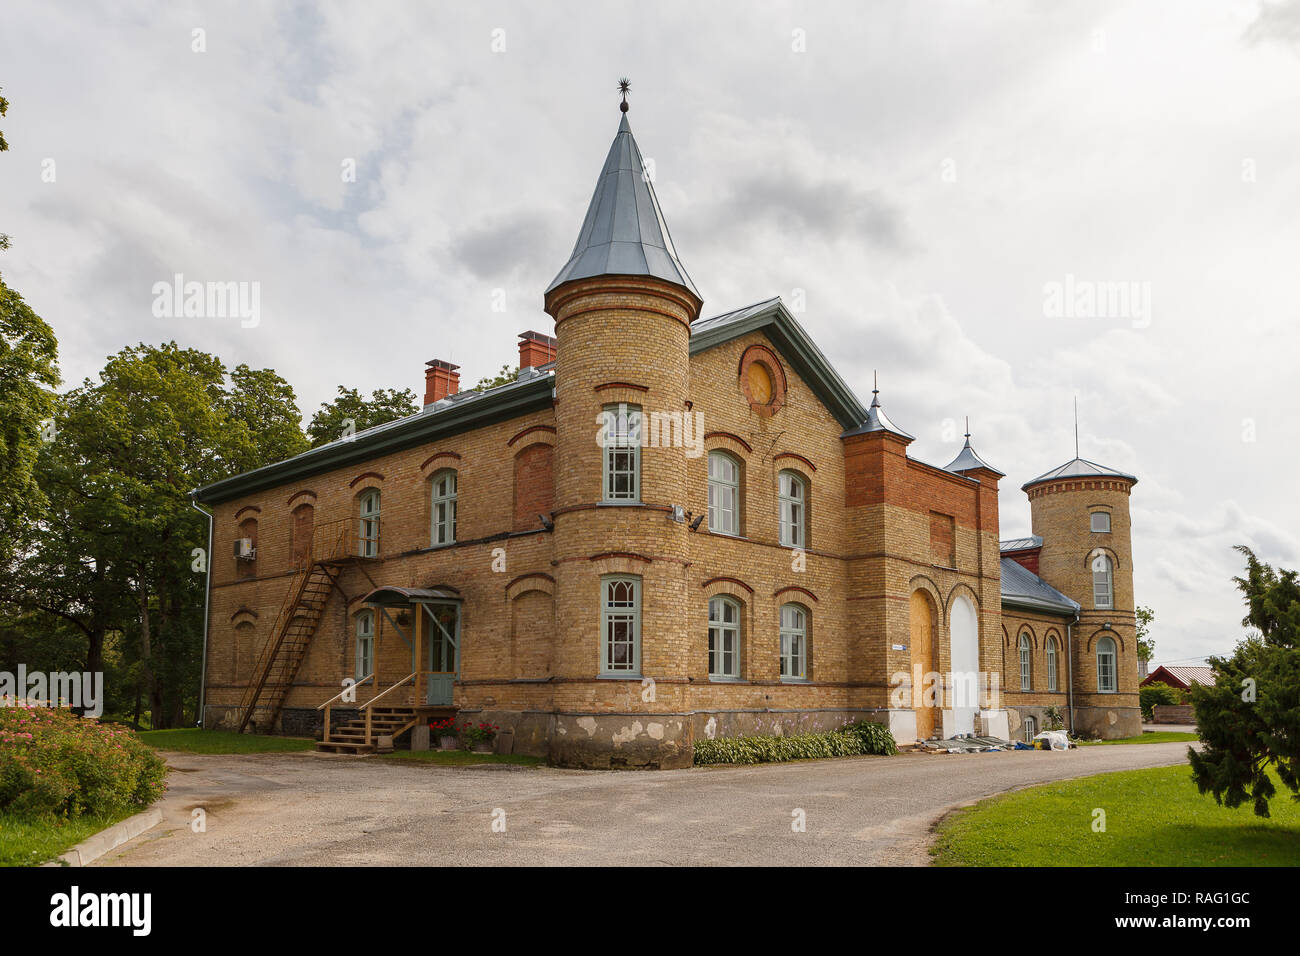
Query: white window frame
358 489 381 557
1047 638 1059 692
355 610 374 681
600 575 641 676
1090 511 1111 533
601 404 641 503
1024 715 1037 743
707 451 740 535
1097 637 1117 693
778 470 806 548
430 469 458 546
1019 633 1032 691
708 596 741 679
779 603 809 681
1093 554 1114 609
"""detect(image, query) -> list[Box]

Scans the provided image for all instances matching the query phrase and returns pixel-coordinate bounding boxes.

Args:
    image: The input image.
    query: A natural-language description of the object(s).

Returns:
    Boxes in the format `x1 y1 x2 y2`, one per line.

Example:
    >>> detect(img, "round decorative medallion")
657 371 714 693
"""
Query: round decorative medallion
739 345 787 417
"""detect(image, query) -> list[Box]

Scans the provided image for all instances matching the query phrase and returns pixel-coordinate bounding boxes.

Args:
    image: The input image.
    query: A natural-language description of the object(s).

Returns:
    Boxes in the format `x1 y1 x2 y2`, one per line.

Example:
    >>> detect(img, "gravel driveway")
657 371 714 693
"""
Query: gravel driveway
98 743 1195 866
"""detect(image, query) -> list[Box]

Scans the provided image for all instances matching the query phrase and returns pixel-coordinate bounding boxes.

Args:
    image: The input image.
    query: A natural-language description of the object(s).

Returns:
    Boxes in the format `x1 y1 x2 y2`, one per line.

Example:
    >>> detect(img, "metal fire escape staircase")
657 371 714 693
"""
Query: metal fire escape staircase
236 519 361 734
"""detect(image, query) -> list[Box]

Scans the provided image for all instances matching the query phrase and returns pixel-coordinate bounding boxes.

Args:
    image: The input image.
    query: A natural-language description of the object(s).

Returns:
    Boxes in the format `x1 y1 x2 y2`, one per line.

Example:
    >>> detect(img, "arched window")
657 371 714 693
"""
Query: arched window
430 469 457 546
601 403 641 502
1018 633 1032 691
708 596 741 679
1024 715 1037 743
1092 553 1113 609
358 490 381 557
1046 637 1059 692
779 603 809 680
355 610 375 680
1096 636 1117 693
601 575 640 675
778 470 806 548
707 451 740 535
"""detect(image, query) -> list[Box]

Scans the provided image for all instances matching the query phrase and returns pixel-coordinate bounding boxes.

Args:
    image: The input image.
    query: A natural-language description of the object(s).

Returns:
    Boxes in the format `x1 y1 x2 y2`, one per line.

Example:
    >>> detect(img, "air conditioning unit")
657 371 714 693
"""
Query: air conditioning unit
234 538 257 561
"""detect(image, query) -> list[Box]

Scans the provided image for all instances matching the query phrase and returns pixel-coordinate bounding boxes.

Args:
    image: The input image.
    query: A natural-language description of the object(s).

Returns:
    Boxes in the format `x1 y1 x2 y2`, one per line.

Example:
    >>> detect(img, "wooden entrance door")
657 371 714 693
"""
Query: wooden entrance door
909 591 936 741
424 602 460 706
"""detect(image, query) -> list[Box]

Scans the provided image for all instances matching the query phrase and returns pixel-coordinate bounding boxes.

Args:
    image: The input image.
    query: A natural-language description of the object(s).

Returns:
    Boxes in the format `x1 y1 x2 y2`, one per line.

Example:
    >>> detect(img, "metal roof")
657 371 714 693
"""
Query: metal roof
999 535 1043 552
362 586 461 607
546 113 700 300
999 558 1080 615
1022 457 1138 491
1142 665 1215 688
192 368 554 504
840 381 915 441
943 435 1005 477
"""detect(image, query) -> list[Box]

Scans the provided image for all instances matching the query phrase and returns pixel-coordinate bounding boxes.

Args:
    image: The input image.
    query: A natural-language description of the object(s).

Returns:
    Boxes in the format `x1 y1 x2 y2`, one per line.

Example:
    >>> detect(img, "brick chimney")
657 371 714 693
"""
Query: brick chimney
517 330 557 370
424 359 460 405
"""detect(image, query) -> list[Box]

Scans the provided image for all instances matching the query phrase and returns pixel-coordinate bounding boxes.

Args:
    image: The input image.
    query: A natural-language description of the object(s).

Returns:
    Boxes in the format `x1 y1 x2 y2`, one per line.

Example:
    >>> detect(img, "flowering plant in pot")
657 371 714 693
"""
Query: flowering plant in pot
458 721 499 753
429 717 458 750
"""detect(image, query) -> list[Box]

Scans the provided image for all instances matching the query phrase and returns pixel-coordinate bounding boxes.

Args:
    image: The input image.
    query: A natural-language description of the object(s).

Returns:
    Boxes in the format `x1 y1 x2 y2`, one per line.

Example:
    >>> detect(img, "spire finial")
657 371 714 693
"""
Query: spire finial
964 416 971 441
871 370 880 406
618 77 631 113
1073 395 1080 459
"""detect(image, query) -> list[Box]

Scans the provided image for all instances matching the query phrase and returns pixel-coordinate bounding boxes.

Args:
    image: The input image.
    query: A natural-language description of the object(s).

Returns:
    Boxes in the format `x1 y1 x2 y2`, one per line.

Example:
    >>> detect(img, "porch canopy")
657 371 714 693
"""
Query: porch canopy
361 585 460 608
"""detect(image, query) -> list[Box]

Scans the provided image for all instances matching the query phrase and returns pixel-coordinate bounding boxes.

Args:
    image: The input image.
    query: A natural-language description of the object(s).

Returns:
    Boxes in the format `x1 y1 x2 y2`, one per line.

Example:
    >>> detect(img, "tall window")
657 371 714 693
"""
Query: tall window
1024 715 1037 743
601 576 640 675
359 490 381 557
1019 633 1032 691
778 470 805 548
430 469 457 546
355 610 374 680
707 451 740 535
601 404 641 502
1097 636 1117 692
1090 511 1111 533
1047 637 1059 692
708 596 741 679
1092 554 1114 609
779 603 808 680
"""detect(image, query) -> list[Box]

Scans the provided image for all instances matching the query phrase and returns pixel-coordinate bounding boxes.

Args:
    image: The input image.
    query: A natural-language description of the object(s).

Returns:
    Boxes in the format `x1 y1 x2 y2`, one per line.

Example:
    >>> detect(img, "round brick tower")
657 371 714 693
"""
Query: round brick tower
541 102 703 768
1024 457 1142 738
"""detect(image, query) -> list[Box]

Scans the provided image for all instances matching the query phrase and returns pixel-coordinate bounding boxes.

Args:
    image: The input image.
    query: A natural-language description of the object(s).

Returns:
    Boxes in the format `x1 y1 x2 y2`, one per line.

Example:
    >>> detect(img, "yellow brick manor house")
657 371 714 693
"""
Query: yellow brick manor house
193 99 1143 767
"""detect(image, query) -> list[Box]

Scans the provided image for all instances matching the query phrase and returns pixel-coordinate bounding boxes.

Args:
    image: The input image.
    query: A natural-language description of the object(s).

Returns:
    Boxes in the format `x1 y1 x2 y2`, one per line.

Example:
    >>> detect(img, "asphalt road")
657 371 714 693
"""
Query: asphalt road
98 742 1194 866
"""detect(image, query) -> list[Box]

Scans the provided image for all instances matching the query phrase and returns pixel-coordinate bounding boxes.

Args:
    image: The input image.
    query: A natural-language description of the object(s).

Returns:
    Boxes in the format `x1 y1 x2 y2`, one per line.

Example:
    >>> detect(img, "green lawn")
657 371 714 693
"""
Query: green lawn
0 809 136 867
379 750 544 767
138 728 315 754
932 765 1300 866
1079 731 1199 746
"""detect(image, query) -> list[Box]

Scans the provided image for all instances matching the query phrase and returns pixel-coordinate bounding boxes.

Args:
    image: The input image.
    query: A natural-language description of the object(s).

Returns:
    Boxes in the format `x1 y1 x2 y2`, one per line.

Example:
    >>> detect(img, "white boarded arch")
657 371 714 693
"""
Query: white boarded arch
949 594 980 736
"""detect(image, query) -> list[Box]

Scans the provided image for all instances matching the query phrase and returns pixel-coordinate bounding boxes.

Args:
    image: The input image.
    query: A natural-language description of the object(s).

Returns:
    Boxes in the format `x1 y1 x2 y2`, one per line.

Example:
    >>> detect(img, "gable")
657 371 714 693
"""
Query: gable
690 298 868 430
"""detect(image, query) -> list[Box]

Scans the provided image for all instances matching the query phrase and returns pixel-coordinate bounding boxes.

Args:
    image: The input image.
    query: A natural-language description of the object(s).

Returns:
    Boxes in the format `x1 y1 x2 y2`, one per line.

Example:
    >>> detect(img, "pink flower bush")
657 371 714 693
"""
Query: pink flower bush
0 702 167 819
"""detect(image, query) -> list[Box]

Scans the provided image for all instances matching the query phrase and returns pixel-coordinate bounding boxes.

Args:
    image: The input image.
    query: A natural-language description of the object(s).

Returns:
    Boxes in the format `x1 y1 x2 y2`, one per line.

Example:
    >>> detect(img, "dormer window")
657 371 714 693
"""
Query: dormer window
1090 511 1111 533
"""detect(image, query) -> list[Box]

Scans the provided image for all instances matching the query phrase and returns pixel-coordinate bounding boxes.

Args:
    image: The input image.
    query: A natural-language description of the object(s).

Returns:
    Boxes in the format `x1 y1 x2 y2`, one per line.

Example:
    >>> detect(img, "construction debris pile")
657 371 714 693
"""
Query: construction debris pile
917 731 1076 753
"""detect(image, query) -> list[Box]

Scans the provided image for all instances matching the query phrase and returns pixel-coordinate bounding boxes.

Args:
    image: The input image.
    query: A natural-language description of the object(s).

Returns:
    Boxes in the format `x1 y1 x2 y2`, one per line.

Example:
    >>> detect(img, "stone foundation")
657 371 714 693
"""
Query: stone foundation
1072 704 1143 739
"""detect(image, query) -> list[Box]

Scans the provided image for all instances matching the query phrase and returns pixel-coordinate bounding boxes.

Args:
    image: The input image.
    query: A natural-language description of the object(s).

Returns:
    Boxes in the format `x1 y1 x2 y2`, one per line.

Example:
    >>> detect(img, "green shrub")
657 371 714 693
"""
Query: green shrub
693 721 897 765
0 703 167 820
1139 681 1181 721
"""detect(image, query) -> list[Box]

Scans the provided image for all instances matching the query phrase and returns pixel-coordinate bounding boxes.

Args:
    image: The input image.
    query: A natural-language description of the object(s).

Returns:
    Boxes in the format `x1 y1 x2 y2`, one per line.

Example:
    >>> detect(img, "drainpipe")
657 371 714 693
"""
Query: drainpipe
1066 608 1079 735
190 494 214 727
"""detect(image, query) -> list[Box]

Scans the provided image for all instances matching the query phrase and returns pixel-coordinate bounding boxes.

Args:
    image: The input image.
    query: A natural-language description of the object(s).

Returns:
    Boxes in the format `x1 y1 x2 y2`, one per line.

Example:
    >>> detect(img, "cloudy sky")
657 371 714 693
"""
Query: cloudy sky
3 1 1298 666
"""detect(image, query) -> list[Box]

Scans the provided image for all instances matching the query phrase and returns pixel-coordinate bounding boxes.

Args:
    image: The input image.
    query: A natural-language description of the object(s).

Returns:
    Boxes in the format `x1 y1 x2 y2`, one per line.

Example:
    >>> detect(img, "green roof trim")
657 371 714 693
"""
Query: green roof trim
193 372 554 505
689 297 869 430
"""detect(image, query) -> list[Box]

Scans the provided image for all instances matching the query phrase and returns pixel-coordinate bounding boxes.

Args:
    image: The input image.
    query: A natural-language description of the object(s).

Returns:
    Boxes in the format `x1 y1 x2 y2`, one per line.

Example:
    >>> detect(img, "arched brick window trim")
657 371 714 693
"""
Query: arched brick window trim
1085 628 1126 652
774 452 817 472
738 343 788 417
349 471 386 489
1082 547 1121 570
1018 625 1038 649
505 572 555 596
589 551 652 564
507 425 556 447
704 431 753 453
701 575 754 593
230 607 258 625
594 381 650 393
419 452 463 476
286 490 317 508
945 582 981 612
774 585 819 603
908 575 944 621
233 505 261 521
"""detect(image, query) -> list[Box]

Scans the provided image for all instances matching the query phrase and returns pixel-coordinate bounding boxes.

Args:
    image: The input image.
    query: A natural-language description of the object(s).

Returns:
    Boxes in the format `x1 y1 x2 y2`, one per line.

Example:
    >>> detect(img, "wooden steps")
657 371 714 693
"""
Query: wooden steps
315 705 430 755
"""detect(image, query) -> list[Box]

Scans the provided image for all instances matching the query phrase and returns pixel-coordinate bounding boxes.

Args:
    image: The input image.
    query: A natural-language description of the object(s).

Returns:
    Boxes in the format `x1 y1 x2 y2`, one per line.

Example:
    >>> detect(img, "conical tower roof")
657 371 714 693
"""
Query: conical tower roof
944 420 1005 476
546 111 700 300
1021 457 1137 492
